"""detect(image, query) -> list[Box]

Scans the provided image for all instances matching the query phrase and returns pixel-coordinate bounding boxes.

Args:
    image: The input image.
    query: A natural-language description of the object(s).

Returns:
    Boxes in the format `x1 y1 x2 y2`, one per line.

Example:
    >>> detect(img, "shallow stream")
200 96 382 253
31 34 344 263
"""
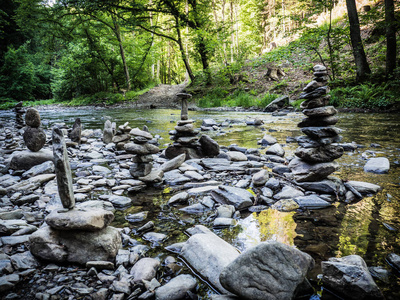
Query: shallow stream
2 107 399 299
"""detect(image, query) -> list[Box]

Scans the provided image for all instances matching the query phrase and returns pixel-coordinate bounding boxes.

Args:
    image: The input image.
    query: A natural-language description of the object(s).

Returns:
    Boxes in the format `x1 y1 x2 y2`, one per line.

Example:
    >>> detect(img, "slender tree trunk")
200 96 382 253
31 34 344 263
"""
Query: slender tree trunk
385 0 396 76
230 0 234 62
111 14 131 91
327 2 335 80
345 0 371 81
175 16 195 81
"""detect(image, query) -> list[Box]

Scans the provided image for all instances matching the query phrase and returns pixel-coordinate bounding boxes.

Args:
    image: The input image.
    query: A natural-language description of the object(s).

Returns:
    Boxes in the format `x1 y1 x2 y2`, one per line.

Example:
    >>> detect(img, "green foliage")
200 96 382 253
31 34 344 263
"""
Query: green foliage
290 99 306 109
330 82 399 109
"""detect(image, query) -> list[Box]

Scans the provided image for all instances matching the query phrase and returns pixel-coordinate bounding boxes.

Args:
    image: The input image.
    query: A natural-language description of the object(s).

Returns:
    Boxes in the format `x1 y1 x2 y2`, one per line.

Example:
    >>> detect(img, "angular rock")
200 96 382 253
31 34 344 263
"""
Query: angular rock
263 95 289 112
298 86 328 100
129 128 153 139
302 106 337 117
161 153 186 172
199 135 220 157
68 118 81 143
130 258 160 282
300 96 330 109
220 241 314 300
346 181 381 195
298 116 338 128
226 151 248 161
294 195 332 209
9 149 53 171
124 143 159 155
295 145 343 163
271 199 300 212
45 208 114 231
29 225 121 264
180 231 240 293
251 169 269 186
289 157 339 182
259 134 277 146
265 143 285 157
301 126 341 139
322 255 384 300
211 185 254 210
103 120 114 144
274 186 304 200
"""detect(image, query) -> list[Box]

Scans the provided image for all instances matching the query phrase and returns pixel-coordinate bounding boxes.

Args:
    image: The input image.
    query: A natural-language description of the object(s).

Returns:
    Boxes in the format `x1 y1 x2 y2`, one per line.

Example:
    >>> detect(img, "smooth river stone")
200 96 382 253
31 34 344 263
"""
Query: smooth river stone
302 106 337 117
301 126 341 139
23 127 46 152
295 145 344 163
45 208 114 231
288 157 339 182
297 116 338 128
364 157 390 174
124 142 160 155
220 241 314 300
25 108 41 127
52 127 75 209
129 127 153 139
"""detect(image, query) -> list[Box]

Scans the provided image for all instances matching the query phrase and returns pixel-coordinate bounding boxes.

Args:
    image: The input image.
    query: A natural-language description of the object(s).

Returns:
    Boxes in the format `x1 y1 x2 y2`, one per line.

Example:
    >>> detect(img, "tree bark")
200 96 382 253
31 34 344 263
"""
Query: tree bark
385 0 396 76
345 0 371 82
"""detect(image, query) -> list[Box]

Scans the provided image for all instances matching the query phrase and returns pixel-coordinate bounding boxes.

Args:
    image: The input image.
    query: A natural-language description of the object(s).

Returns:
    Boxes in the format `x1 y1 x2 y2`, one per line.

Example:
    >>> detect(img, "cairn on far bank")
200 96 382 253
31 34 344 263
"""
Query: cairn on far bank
289 65 343 182
23 108 46 152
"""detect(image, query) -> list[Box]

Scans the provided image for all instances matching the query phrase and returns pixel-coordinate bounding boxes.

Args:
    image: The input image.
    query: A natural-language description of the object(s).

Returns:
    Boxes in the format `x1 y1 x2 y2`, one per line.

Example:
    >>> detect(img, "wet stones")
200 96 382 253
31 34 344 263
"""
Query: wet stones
290 65 343 182
23 108 46 152
103 120 114 144
125 127 159 178
68 118 82 144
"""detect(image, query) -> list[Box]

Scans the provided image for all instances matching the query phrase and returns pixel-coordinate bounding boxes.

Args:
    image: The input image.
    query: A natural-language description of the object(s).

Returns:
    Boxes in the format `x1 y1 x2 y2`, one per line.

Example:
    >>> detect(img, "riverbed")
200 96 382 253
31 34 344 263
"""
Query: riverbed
1 107 400 298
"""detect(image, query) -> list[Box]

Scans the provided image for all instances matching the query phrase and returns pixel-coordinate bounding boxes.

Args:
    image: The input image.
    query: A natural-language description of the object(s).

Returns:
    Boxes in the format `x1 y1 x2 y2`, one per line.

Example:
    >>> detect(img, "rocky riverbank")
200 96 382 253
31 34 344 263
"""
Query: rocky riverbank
0 102 398 300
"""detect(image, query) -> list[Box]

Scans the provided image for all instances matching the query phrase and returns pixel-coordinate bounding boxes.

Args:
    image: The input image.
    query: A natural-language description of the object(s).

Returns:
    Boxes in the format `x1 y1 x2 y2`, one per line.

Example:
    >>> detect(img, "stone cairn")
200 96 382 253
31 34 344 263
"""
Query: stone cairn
68 117 82 144
30 127 121 264
3 129 20 154
14 101 25 129
124 127 160 179
23 108 47 152
166 93 201 159
103 119 115 144
288 65 344 182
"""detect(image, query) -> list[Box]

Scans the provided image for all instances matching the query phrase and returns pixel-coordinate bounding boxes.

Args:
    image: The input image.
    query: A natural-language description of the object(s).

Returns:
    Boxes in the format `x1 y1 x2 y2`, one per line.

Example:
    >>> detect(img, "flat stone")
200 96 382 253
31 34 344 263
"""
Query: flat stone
211 185 254 210
364 157 390 174
10 251 39 270
298 86 328 100
45 208 114 231
271 199 300 212
274 186 304 200
289 157 339 182
295 145 344 163
294 195 332 209
301 126 341 139
258 134 277 146
300 96 330 109
226 151 248 161
9 149 53 171
298 116 338 127
346 181 381 194
161 153 186 172
107 195 132 209
124 143 159 155
303 106 337 117
265 143 285 157
155 274 197 300
129 128 153 139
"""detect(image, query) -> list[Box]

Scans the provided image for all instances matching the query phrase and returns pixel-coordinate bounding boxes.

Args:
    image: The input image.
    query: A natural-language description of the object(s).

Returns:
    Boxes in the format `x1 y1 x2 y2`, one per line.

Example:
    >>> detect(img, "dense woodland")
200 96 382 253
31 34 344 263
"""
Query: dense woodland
0 0 399 109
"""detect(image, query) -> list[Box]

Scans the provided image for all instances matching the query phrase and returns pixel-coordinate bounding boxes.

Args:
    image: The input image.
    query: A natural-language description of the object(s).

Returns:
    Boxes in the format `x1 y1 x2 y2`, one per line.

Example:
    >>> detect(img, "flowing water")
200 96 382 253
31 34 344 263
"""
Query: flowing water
2 107 400 298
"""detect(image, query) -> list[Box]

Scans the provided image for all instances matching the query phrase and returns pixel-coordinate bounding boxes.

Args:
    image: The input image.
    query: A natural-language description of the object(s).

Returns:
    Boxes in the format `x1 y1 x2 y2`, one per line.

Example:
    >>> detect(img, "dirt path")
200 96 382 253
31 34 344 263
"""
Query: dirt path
133 82 189 109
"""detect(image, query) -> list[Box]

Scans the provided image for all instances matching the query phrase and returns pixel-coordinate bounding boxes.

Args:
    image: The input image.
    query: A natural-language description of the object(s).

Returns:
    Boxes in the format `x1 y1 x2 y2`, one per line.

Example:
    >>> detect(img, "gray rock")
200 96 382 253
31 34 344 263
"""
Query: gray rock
155 274 197 300
263 95 289 112
143 232 167 245
45 208 114 231
9 149 53 171
25 108 41 127
303 80 321 92
271 199 300 212
199 135 220 157
313 64 326 72
164 170 191 186
167 192 189 206
202 119 217 127
124 143 159 155
364 157 390 174
23 127 46 152
22 161 55 178
180 203 207 213
139 169 164 183
251 169 269 186
322 255 384 300
103 120 114 144
274 186 304 200
129 162 153 178
294 195 331 209
216 205 235 218
211 185 254 210
258 134 277 146
288 157 339 182
180 231 240 293
52 127 75 209
130 258 160 282
10 251 39 270
298 116 338 128
161 153 186 172
346 181 381 194
112 134 130 144
29 225 121 264
295 145 343 163
129 128 153 139
298 86 328 100
1 235 30 246
107 195 132 209
303 106 337 117
220 241 314 300
300 96 330 109
86 261 114 270
226 151 247 161
68 118 81 143
213 217 236 227
265 143 285 157
298 178 345 195
301 126 341 139
126 211 148 223
0 220 29 235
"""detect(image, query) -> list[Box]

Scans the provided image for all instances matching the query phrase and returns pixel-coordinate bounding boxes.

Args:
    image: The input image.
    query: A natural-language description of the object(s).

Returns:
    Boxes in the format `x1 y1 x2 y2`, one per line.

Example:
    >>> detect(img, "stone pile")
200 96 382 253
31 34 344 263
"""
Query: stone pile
68 117 82 144
3 129 20 154
14 102 25 129
103 119 115 144
289 65 343 182
23 108 46 152
124 127 160 179
30 127 121 264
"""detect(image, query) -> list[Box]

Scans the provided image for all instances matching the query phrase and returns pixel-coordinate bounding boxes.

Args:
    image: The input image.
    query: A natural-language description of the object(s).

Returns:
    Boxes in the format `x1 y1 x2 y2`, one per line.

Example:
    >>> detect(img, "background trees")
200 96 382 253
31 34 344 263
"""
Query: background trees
0 0 398 104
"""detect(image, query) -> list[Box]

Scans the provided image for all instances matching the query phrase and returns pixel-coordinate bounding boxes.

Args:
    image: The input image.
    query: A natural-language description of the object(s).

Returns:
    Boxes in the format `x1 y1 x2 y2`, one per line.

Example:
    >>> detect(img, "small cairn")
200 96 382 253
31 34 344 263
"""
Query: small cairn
23 108 46 152
68 117 82 144
288 65 343 182
124 127 160 178
103 119 115 144
30 127 121 264
14 101 25 129
166 93 202 159
3 129 20 154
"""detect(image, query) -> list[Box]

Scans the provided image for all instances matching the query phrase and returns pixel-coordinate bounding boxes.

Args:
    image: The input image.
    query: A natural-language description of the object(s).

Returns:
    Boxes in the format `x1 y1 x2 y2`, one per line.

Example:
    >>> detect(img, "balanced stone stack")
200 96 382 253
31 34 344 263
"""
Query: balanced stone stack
3 129 20 154
103 119 116 144
68 117 82 144
289 65 343 182
124 127 160 178
23 108 46 152
14 102 25 129
30 127 121 264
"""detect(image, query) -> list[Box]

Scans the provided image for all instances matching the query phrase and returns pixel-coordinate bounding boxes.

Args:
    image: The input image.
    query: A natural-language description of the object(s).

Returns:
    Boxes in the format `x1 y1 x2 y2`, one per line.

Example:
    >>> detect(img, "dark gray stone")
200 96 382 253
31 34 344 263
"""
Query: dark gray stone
211 185 254 210
68 118 81 143
23 127 46 152
25 108 41 128
295 145 344 163
263 95 289 112
199 135 220 157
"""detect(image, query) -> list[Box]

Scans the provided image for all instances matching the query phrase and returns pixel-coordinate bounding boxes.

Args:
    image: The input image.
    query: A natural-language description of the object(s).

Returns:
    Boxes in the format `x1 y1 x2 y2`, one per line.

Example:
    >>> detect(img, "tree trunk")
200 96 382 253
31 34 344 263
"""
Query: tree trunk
112 14 131 91
385 0 396 76
345 0 371 82
175 16 195 81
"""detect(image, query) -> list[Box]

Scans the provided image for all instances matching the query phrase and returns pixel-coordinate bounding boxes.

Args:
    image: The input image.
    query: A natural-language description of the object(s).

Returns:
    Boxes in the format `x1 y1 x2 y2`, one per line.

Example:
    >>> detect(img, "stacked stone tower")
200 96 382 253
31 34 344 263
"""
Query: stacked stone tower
14 102 25 129
23 108 46 152
289 65 343 182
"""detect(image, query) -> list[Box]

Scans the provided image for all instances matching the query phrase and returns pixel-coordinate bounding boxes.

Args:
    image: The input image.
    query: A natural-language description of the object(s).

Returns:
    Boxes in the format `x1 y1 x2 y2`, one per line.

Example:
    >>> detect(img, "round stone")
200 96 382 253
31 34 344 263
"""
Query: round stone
23 127 46 152
25 108 41 127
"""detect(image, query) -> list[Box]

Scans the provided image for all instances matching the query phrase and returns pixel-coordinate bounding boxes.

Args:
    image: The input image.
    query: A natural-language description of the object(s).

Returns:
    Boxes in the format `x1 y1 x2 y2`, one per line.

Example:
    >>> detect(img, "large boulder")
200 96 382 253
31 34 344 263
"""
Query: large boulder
29 225 121 264
322 255 384 300
155 274 197 300
180 230 240 293
219 241 314 300
263 95 289 112
288 157 339 182
23 127 46 152
199 135 220 157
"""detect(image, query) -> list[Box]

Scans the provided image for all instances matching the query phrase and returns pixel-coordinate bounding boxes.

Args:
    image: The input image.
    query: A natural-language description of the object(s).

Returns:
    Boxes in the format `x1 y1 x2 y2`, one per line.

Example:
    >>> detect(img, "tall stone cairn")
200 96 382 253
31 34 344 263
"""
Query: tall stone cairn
14 101 25 129
23 108 46 152
288 65 344 182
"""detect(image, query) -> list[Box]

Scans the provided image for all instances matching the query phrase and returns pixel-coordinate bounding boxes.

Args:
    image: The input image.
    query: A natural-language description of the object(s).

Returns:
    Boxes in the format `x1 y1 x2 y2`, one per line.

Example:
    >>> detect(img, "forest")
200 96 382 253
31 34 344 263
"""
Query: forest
0 0 399 110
